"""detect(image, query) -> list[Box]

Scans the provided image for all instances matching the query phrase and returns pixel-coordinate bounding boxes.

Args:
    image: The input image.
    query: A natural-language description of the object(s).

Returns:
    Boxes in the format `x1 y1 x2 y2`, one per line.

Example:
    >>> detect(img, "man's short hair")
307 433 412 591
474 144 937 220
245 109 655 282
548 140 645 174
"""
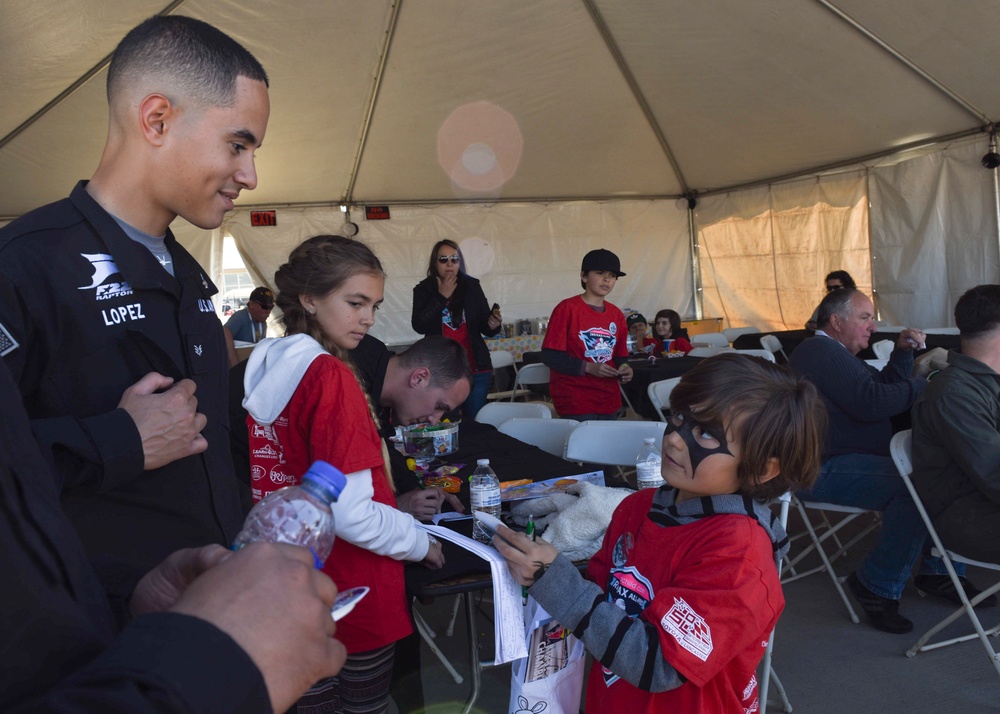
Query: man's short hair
955 284 1000 338
396 336 473 388
108 15 268 108
817 288 862 330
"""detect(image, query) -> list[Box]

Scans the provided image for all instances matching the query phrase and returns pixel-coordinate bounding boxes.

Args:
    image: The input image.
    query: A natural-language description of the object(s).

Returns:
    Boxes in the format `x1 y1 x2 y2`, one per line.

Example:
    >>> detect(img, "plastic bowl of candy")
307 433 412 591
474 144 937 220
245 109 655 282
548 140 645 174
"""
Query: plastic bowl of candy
401 422 460 457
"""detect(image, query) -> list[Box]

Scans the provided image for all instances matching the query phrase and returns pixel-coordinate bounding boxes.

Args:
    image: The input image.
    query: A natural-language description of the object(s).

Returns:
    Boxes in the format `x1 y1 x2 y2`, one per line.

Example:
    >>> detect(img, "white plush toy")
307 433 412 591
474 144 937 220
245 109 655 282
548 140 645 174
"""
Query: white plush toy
510 482 633 561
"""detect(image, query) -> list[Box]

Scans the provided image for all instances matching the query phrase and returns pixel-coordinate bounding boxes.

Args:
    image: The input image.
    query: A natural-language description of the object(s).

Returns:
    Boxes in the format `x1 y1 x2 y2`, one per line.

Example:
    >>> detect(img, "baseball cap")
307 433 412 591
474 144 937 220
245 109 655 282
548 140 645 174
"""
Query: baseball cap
249 286 274 308
581 248 625 277
626 312 647 329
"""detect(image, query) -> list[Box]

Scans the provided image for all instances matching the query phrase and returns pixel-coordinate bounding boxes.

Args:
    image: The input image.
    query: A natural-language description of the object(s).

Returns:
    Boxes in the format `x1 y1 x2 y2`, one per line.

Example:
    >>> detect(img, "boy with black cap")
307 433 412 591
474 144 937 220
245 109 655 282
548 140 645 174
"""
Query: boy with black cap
626 312 657 354
541 248 633 420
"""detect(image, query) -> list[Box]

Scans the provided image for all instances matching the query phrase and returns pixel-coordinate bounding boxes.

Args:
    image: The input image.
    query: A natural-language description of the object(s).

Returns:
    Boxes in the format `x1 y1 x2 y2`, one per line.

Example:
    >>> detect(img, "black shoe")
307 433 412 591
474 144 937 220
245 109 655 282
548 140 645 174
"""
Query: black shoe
915 574 998 608
846 572 914 634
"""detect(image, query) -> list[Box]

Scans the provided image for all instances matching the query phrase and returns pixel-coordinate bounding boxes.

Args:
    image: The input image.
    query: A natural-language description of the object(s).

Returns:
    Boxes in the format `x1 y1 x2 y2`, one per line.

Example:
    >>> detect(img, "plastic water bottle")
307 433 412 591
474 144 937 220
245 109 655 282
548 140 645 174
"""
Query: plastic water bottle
636 437 664 490
470 458 502 544
231 460 347 567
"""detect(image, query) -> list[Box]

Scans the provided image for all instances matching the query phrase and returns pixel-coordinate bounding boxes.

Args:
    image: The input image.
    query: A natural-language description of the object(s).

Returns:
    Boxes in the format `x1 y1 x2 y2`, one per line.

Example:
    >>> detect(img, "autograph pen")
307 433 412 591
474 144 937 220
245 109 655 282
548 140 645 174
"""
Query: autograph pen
523 515 535 605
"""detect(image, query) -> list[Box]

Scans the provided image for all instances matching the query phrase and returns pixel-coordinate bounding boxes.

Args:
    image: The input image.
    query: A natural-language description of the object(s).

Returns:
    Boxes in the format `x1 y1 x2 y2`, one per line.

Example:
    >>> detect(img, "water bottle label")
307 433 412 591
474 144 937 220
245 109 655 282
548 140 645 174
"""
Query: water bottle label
470 485 501 509
636 462 664 489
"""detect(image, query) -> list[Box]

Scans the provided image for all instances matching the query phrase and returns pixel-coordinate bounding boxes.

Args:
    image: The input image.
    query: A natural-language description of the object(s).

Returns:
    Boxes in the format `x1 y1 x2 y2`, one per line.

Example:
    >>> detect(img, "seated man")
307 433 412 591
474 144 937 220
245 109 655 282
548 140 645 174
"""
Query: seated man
789 288 981 633
224 287 274 367
912 284 1000 569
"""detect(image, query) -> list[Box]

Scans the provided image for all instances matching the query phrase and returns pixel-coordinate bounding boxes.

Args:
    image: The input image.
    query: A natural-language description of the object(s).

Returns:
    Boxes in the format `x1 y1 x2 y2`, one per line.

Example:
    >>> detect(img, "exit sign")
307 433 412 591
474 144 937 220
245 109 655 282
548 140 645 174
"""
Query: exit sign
250 210 277 226
365 205 390 220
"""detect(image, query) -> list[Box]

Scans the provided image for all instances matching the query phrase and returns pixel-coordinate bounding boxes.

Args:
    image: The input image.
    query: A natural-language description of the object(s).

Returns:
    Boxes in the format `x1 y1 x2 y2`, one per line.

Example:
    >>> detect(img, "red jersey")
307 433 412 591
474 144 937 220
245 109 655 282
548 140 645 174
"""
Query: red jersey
542 295 628 416
586 489 783 713
246 356 411 653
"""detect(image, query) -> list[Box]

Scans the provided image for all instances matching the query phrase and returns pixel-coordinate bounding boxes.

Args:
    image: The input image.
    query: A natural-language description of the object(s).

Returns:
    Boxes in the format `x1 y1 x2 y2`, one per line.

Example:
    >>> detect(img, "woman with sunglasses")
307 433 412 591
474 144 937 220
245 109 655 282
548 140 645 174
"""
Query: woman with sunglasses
412 240 502 419
806 270 857 330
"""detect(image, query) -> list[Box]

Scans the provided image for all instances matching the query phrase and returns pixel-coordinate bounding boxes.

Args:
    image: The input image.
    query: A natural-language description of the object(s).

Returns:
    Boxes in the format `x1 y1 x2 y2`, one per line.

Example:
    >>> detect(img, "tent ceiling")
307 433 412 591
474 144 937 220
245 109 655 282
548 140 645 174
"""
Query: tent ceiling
1 0 997 218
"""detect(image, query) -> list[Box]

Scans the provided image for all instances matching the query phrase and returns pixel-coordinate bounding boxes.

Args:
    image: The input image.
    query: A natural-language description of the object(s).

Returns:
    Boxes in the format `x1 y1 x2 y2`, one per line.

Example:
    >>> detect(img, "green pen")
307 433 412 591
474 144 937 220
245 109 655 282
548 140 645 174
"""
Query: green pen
523 515 535 605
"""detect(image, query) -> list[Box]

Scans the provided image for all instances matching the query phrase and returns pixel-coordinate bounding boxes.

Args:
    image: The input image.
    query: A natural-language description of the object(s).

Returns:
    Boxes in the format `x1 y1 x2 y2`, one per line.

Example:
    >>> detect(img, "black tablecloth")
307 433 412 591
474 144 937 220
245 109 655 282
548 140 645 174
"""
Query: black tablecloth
405 419 607 595
732 329 960 361
622 356 704 420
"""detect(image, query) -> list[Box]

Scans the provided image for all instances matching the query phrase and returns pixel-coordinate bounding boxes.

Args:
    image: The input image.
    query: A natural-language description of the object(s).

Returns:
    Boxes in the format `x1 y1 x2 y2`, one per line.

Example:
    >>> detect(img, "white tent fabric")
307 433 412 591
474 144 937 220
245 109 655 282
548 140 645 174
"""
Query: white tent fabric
4 1 1000 335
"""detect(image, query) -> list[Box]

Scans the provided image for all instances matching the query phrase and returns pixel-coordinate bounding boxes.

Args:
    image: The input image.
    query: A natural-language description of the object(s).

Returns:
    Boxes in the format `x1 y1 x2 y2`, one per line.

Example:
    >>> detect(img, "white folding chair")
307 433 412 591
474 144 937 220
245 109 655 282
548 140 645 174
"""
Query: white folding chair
509 363 550 402
760 491 793 714
723 326 761 342
647 377 682 423
732 348 776 362
485 350 518 401
890 430 1000 675
474 401 552 428
871 339 894 360
565 421 666 481
688 346 731 358
782 497 881 624
498 418 579 458
759 334 789 363
691 331 730 348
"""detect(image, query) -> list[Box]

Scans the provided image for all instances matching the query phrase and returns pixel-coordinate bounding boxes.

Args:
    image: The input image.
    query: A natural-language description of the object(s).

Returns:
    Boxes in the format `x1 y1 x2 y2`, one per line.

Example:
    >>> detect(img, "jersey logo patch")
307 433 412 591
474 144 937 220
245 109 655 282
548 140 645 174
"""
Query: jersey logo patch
603 565 654 687
661 597 713 662
578 326 616 363
0 320 18 356
78 253 133 300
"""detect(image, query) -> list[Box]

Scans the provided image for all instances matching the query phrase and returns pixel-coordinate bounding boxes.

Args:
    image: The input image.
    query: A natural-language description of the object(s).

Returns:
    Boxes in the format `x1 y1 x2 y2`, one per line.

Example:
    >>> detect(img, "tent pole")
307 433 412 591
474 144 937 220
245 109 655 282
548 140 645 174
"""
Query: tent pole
687 197 703 320
993 166 1000 285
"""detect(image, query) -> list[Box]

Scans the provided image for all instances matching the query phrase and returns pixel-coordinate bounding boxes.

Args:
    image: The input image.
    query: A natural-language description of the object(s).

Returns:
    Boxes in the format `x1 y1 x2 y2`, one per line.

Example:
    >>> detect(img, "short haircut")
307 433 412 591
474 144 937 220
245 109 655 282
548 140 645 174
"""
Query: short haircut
426 240 465 277
669 353 826 501
955 284 1000 338
108 15 268 108
817 288 863 330
396 336 473 389
825 270 856 289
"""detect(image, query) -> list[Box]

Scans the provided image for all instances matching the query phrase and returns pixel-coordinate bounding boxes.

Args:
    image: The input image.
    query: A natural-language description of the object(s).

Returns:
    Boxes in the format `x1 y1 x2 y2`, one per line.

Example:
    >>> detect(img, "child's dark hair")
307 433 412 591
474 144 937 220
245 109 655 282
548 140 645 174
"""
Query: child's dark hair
669 353 826 500
654 309 681 338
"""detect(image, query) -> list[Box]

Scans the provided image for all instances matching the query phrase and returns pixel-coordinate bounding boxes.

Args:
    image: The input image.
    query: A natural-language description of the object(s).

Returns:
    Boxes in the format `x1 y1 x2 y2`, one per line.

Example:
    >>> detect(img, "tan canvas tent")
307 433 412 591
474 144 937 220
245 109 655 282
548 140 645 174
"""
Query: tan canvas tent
3 0 999 342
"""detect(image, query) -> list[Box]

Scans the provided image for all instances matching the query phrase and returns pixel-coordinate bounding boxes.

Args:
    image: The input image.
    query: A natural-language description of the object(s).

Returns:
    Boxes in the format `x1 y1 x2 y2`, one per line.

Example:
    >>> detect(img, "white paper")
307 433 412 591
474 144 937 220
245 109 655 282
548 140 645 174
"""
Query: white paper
416 523 527 664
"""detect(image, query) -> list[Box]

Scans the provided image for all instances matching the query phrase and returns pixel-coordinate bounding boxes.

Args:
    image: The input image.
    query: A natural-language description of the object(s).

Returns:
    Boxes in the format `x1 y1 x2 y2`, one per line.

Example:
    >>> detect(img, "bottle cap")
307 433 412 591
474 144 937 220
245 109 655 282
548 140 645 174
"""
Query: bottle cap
643 437 656 444
302 460 348 501
477 458 490 466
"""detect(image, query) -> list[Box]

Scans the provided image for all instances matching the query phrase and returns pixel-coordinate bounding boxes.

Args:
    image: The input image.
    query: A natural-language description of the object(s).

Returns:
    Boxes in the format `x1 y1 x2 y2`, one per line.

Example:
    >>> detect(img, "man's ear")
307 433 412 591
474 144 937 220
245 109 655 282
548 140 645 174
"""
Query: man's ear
408 366 431 388
138 93 173 146
756 457 781 486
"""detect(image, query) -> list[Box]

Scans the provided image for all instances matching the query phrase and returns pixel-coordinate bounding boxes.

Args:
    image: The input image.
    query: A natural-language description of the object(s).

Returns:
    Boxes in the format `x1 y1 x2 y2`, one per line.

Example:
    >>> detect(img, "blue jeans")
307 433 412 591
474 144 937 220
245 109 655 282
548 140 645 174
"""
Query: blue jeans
461 371 492 421
799 453 958 600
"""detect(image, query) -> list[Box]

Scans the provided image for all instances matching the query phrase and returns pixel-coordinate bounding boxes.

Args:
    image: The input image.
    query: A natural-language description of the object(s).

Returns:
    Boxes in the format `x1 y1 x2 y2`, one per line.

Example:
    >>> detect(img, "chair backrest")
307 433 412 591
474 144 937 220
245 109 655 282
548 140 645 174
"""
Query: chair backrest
510 363 550 401
691 332 730 348
889 429 913 476
732 348 776 362
688 346 731 358
864 358 888 371
489 349 516 370
498 418 579 458
475 401 552 427
565 420 667 466
759 333 788 361
871 339 894 360
722 326 761 342
647 376 682 423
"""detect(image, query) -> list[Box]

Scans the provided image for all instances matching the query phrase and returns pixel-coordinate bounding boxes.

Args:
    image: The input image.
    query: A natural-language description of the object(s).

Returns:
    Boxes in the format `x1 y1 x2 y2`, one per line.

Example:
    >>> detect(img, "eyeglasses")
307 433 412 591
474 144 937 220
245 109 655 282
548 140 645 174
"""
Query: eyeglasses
826 283 844 292
437 255 461 264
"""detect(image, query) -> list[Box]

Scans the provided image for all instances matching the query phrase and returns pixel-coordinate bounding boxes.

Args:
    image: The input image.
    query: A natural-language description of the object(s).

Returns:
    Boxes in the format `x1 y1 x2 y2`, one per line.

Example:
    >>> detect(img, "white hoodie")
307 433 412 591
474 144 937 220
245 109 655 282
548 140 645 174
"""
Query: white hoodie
243 334 429 562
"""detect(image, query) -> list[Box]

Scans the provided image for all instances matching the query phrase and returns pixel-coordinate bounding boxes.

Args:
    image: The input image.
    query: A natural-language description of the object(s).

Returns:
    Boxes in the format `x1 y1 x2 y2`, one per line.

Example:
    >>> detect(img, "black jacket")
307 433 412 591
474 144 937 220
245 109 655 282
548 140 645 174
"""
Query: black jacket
411 273 500 372
0 360 268 713
0 182 246 587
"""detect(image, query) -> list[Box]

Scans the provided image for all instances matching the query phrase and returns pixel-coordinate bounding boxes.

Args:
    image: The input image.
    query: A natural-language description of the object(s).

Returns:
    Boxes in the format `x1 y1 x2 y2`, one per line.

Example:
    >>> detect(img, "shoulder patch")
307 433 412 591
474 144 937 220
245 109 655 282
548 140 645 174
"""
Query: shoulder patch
0 320 18 357
661 596 713 661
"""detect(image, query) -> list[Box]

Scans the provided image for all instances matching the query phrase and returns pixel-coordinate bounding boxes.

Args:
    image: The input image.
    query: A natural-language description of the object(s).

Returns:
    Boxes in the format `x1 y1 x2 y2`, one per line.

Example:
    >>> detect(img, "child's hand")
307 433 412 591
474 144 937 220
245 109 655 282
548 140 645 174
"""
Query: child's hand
585 362 621 379
492 524 558 587
617 363 633 384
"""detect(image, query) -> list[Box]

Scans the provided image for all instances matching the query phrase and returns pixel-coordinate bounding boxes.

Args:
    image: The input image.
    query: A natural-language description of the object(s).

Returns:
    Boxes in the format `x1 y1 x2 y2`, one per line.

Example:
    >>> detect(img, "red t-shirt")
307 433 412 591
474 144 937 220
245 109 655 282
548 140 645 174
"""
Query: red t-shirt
586 490 784 713
246 356 411 653
542 295 628 416
442 301 480 372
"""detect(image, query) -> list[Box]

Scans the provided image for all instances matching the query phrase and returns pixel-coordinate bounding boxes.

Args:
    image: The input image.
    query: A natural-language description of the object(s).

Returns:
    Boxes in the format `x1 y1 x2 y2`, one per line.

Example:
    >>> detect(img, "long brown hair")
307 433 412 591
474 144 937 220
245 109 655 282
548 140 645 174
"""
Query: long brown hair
274 235 393 486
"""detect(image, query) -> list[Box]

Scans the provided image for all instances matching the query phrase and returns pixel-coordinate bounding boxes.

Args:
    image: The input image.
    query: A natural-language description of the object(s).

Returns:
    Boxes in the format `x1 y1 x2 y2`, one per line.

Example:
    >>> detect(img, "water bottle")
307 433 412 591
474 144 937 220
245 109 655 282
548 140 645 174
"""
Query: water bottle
231 460 347 567
636 437 664 490
470 458 502 544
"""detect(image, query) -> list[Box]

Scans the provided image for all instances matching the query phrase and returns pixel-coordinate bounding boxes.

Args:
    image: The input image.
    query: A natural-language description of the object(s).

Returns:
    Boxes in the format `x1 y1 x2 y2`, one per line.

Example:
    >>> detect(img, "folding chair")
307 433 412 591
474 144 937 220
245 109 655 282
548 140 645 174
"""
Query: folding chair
722 326 761 342
871 339 894 360
565 420 666 482
688 346 732 358
759 491 793 714
782 497 881 624
485 350 517 401
508 363 550 402
647 377 682 423
890 430 1000 675
732 348 776 362
691 331 730 348
474 401 552 428
498 417 579 458
759 334 789 363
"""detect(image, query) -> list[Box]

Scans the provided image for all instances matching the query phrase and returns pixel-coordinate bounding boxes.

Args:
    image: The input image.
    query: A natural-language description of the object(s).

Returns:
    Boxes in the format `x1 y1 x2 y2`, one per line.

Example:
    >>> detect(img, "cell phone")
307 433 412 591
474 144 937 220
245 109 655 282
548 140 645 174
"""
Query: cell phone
331 586 369 621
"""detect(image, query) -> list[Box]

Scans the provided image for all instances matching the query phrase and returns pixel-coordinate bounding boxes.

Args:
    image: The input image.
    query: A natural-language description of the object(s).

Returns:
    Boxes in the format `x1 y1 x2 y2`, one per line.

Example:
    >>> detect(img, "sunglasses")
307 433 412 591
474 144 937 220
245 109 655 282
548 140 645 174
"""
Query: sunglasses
437 255 461 264
826 283 844 292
